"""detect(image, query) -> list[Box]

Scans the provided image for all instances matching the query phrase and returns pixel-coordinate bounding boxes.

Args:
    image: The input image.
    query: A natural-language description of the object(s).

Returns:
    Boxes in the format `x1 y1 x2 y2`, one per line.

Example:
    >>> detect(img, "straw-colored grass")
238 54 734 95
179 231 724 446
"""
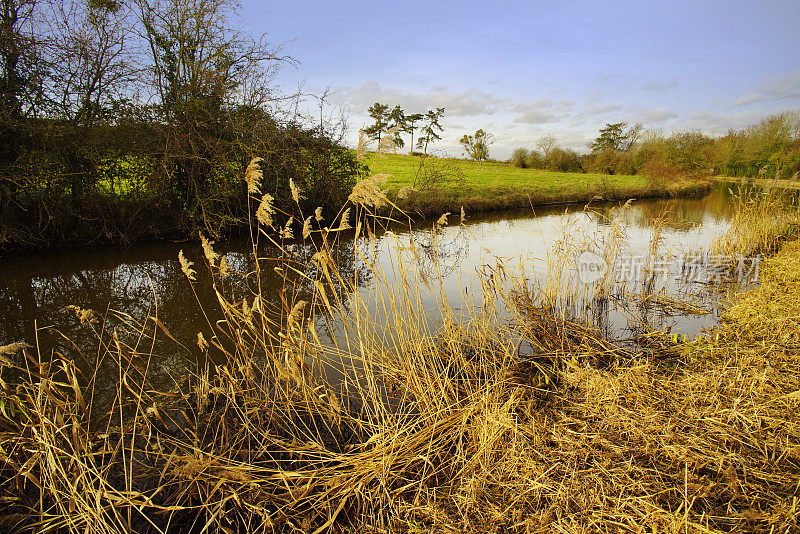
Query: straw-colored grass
1 162 798 533
712 186 800 258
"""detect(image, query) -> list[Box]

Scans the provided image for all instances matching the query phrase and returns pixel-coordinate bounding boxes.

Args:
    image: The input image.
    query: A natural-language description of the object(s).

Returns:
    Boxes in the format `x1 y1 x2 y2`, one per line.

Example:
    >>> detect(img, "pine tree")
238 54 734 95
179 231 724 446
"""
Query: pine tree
416 107 445 156
404 112 424 155
387 105 405 151
363 102 390 145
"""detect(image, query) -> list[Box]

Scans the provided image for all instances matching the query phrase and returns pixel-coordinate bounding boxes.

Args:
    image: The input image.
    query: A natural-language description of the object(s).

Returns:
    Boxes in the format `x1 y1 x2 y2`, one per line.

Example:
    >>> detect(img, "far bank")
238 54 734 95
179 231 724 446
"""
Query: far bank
370 153 713 216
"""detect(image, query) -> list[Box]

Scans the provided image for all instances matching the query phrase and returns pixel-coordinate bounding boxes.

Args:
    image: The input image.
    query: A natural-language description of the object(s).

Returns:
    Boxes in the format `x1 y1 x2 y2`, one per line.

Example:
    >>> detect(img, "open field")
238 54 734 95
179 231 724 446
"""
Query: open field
367 153 713 215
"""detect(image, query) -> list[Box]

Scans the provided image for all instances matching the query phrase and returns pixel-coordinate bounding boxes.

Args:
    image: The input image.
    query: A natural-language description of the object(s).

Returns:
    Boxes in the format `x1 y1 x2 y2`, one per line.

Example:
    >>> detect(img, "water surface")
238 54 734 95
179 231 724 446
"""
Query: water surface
0 185 743 399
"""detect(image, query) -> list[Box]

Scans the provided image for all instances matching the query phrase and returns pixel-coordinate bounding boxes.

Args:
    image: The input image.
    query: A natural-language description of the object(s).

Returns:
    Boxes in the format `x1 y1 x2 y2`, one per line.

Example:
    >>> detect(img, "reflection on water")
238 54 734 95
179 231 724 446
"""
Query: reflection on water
0 184 743 398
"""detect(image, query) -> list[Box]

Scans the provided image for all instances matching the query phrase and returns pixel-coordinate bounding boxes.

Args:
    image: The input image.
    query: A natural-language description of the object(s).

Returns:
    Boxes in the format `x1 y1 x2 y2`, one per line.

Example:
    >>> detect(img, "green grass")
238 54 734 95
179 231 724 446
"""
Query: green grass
367 153 712 215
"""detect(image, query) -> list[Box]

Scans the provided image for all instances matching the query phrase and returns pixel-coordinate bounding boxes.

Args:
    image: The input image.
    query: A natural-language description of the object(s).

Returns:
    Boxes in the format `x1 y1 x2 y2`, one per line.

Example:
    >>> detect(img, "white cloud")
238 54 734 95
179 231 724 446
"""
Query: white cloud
586 103 624 115
508 99 573 124
640 77 681 93
636 107 678 123
672 109 771 135
513 110 558 124
731 70 800 108
334 81 508 117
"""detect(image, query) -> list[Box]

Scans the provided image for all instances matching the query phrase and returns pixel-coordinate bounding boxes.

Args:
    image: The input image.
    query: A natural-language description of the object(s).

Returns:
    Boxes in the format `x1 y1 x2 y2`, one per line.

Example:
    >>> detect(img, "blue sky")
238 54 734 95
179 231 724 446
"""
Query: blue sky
241 0 800 159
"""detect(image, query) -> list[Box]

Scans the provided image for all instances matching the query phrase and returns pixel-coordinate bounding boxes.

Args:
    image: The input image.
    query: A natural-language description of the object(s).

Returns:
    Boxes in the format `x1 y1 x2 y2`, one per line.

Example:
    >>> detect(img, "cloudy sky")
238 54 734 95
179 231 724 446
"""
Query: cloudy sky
242 0 800 159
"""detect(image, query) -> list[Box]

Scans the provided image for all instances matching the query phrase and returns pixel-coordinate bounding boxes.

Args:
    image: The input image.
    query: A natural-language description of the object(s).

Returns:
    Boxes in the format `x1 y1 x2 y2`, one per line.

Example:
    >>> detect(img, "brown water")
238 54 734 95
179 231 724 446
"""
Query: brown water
0 185 742 401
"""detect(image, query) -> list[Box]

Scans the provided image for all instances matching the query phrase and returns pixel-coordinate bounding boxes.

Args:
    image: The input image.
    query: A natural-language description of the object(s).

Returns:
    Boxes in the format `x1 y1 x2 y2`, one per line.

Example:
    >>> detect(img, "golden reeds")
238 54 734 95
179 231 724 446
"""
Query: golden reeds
348 174 390 209
199 231 219 266
713 186 800 258
289 177 304 204
178 249 196 281
2 168 799 534
244 157 263 194
255 193 274 227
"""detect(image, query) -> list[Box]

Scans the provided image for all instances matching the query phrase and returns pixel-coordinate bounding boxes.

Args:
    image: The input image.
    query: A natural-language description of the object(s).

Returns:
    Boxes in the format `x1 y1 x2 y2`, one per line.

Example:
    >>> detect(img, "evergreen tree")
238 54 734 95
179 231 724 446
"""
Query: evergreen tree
363 102 390 144
416 107 445 156
387 104 405 150
405 112 424 155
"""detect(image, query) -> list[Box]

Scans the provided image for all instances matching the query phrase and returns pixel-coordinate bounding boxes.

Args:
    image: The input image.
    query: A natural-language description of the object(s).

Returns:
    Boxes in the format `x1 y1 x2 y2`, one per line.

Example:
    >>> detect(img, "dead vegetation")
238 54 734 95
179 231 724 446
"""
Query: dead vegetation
0 168 799 533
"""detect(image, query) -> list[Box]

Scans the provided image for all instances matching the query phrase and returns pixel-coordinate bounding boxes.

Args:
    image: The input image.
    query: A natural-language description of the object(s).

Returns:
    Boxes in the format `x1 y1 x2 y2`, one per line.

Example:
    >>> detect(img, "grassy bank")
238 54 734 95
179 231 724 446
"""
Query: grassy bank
370 153 713 215
717 175 800 190
0 182 797 533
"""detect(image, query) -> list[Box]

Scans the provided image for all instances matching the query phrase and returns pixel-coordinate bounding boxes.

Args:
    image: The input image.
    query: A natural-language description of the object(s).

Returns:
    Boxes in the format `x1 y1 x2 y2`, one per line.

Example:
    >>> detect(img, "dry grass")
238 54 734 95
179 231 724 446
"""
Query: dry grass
712 186 800 258
0 168 799 533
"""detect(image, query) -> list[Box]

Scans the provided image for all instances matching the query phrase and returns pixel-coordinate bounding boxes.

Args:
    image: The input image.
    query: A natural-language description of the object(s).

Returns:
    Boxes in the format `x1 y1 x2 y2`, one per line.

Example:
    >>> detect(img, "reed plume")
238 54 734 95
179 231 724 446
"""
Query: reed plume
280 216 294 239
377 126 400 154
178 249 196 281
219 255 230 278
289 177 304 204
244 157 263 194
199 231 219 267
396 185 416 200
197 332 208 351
0 342 31 356
337 207 352 230
255 193 274 227
356 129 368 161
349 174 390 209
66 304 98 325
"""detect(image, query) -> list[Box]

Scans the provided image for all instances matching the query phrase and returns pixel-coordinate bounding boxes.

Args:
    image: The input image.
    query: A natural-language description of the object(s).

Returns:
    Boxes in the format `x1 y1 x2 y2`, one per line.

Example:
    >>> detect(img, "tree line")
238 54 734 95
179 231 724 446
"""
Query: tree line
510 110 800 179
0 0 361 249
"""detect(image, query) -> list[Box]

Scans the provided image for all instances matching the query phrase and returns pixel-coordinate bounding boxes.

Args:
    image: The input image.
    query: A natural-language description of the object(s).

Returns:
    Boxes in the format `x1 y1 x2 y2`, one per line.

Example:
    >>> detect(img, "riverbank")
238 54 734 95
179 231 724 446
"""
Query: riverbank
717 175 800 190
0 192 797 533
370 153 713 215
0 153 711 254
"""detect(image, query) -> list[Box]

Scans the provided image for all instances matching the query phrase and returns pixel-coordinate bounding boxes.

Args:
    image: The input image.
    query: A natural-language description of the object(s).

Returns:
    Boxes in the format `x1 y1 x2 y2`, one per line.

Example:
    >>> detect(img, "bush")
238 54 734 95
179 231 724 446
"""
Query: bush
412 156 465 191
510 148 529 168
545 148 582 173
526 150 545 169
0 114 363 250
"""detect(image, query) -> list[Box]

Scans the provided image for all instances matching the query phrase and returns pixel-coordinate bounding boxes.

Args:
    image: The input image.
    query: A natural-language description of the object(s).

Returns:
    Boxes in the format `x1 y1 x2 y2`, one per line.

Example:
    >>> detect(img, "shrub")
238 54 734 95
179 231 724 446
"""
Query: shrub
510 148 529 168
412 156 465 191
545 147 583 173
526 150 545 169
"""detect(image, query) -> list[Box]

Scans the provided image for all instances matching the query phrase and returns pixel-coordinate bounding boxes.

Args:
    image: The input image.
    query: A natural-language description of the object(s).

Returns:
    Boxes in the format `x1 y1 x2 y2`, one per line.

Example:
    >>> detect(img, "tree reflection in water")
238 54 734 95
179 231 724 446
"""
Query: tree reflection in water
0 186 745 412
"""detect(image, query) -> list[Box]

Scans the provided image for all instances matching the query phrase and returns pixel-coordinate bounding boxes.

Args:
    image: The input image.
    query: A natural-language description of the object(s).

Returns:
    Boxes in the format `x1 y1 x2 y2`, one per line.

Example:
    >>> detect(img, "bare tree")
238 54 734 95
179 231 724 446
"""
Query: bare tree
536 134 557 159
135 0 292 206
44 0 137 124
40 0 139 201
0 0 42 120
1 0 46 217
306 84 347 143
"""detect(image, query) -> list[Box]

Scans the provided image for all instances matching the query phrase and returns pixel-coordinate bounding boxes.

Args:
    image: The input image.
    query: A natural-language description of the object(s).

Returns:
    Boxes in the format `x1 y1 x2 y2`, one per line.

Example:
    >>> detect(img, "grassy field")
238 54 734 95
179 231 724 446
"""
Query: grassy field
368 153 712 215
